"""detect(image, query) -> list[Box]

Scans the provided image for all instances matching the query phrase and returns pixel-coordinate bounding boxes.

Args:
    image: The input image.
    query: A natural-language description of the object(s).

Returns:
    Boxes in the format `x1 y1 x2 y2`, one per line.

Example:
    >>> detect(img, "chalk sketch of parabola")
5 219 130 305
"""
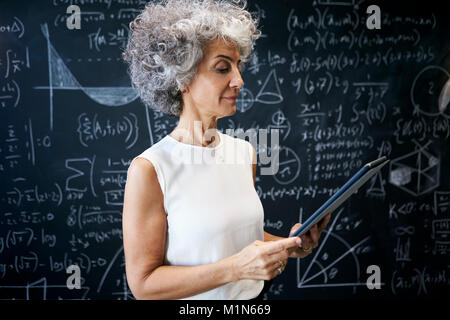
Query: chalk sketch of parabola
410 65 450 119
37 23 139 107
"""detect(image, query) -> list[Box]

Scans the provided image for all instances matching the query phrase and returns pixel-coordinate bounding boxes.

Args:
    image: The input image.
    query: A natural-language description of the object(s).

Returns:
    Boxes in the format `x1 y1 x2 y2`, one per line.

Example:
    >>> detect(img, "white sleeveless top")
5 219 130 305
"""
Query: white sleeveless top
134 130 265 300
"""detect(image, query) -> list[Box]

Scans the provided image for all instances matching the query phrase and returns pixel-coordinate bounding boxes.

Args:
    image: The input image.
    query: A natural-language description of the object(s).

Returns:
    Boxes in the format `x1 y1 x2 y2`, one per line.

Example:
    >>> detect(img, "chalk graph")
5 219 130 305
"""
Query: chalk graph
34 23 139 130
296 208 382 289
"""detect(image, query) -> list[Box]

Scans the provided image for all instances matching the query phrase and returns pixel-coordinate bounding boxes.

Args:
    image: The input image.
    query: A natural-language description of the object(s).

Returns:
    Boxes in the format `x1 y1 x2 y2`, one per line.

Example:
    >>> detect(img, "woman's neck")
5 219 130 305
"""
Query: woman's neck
170 117 220 148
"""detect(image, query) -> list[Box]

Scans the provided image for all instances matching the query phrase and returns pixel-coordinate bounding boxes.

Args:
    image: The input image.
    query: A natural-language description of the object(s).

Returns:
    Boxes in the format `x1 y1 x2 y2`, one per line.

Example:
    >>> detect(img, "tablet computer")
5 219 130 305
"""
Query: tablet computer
289 156 389 237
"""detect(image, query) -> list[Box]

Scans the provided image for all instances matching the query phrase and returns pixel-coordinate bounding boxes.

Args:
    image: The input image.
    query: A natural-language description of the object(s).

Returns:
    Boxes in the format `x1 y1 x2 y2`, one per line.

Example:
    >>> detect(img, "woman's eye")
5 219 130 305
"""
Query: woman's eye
217 68 229 73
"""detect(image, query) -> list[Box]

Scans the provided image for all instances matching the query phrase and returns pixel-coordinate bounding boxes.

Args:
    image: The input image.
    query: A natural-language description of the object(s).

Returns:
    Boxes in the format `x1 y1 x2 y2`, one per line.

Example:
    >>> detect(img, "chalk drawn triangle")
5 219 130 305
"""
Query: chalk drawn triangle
255 69 283 104
296 208 378 289
367 170 385 197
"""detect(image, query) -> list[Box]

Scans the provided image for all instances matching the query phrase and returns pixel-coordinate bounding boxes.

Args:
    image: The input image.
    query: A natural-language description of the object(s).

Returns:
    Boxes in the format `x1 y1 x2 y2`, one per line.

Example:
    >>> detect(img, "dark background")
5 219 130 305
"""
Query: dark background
0 0 448 300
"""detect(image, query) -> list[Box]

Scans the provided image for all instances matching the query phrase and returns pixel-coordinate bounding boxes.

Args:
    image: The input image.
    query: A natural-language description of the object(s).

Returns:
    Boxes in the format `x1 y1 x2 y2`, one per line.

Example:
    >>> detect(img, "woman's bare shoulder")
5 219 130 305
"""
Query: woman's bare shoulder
129 156 155 173
125 157 163 202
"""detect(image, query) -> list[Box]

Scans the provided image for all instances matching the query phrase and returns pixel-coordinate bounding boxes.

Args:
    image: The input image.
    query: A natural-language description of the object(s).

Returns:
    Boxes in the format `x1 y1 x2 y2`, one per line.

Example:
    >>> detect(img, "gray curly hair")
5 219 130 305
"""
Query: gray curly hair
122 0 261 118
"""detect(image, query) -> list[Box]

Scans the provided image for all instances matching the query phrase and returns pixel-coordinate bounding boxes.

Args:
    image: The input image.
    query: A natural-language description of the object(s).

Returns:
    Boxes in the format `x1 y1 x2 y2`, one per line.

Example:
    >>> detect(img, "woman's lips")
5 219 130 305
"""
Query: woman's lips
223 96 237 102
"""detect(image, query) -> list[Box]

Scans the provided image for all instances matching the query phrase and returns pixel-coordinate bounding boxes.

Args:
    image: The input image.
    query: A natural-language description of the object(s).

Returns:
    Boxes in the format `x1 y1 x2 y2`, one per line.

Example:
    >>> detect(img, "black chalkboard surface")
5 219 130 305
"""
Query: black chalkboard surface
0 0 448 300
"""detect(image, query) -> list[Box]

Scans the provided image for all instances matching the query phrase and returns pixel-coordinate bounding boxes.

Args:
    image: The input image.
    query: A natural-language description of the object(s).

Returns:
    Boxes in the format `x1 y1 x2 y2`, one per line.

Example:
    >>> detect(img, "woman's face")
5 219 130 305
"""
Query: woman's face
183 38 244 119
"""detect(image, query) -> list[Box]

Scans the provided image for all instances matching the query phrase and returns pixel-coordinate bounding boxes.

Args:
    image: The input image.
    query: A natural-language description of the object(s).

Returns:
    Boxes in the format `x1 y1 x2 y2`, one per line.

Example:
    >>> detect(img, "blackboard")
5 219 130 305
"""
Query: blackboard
0 0 448 300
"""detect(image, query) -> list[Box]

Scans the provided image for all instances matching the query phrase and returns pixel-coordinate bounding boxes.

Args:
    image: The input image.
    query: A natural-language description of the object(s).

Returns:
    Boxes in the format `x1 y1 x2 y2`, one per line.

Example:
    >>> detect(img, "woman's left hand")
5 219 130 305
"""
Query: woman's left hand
287 213 332 258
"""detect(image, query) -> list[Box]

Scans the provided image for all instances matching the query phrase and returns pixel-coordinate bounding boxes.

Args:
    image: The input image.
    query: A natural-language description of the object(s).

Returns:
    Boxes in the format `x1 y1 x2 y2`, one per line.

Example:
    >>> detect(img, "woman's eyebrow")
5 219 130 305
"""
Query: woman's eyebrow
214 55 241 64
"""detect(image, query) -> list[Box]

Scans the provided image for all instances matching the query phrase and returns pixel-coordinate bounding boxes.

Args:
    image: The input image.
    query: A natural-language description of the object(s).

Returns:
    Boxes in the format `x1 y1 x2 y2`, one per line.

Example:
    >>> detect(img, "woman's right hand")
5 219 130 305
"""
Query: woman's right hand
231 237 301 281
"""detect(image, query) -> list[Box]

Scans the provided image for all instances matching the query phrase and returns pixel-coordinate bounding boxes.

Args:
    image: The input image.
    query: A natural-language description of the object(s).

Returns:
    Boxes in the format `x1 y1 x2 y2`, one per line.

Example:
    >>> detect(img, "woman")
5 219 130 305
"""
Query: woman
121 0 331 300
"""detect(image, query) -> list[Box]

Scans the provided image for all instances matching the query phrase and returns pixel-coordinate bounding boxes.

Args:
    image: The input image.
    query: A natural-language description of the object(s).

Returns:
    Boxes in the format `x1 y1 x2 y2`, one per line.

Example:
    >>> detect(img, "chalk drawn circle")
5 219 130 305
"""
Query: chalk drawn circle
236 88 254 113
271 110 291 140
410 65 450 119
273 146 301 185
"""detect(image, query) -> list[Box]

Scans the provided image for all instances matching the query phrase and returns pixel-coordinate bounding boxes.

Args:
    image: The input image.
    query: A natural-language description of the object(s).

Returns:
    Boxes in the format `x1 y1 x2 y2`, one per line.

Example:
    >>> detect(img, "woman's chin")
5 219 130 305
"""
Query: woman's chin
228 105 237 116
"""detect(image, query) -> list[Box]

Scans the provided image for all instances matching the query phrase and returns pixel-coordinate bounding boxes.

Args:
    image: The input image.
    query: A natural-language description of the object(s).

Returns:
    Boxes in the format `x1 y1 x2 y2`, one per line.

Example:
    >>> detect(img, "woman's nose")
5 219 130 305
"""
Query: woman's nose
230 68 244 89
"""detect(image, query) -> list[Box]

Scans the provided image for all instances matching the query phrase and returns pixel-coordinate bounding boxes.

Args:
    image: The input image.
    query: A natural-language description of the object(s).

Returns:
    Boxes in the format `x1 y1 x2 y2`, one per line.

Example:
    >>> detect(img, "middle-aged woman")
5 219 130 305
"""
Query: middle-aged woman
121 0 331 300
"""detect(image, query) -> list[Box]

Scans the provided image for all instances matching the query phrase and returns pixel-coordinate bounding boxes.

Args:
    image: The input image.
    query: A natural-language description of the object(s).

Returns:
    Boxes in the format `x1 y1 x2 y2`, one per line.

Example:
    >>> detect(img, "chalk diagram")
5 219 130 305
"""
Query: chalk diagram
366 165 386 197
236 87 254 112
236 69 284 112
366 142 390 198
255 69 284 104
0 247 132 299
0 277 90 300
268 110 291 140
410 65 450 118
388 140 440 196
297 208 378 289
273 147 300 185
34 23 139 130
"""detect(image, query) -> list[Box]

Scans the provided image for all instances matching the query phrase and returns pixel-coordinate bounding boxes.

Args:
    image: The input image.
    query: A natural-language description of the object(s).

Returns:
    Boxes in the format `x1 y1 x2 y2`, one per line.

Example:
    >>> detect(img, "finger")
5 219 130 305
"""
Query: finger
278 237 302 250
287 246 301 257
268 256 288 273
269 259 287 273
266 248 290 266
318 213 331 231
300 234 314 250
267 258 288 274
253 240 266 246
309 224 320 247
269 266 283 279
262 237 300 255
289 247 308 258
289 223 302 235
